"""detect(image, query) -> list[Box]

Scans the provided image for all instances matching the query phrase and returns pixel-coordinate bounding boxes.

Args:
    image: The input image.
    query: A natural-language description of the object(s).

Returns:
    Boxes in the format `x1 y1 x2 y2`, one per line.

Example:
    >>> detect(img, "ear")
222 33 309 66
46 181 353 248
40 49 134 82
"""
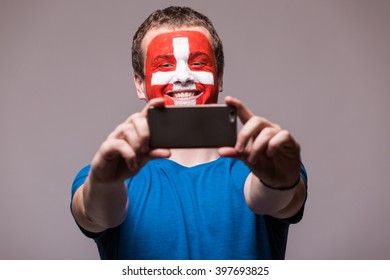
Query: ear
134 74 147 100
218 75 224 92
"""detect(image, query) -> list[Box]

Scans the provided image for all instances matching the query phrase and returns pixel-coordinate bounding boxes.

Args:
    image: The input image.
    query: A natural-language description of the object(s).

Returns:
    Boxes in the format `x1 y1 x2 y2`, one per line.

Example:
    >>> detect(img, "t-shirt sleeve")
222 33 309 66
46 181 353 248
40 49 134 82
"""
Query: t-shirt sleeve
231 159 308 224
71 165 91 199
279 163 308 224
70 165 103 239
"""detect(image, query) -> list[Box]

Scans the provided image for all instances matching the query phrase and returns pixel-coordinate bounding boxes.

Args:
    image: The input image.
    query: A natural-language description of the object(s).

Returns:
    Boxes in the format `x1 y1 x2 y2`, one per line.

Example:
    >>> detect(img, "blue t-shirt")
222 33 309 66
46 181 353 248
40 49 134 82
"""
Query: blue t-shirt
71 157 307 260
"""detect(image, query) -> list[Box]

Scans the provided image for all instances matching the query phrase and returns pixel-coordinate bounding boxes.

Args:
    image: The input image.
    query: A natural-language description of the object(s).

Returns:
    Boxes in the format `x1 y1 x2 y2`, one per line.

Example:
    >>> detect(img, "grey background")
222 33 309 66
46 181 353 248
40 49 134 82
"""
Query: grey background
1 0 389 259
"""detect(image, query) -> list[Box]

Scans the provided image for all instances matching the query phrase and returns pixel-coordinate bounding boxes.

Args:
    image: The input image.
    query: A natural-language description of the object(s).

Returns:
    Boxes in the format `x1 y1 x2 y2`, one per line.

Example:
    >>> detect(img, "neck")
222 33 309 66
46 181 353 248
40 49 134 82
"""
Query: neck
169 148 220 167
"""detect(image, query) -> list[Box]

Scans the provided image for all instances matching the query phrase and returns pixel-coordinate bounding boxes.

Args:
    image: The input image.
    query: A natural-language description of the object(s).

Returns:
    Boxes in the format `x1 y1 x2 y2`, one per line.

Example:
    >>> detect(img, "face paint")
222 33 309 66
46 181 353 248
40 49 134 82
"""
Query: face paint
144 30 219 105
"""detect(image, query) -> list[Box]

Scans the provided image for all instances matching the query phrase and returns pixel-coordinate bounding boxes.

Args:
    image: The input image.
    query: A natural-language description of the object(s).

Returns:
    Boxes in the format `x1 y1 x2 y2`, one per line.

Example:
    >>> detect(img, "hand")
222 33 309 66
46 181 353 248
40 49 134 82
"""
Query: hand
219 96 301 188
89 98 171 185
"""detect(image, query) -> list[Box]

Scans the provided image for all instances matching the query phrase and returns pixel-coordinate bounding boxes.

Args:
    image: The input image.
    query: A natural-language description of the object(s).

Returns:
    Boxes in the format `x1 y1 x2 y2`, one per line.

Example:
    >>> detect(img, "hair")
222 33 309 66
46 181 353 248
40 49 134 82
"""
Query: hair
131 6 224 80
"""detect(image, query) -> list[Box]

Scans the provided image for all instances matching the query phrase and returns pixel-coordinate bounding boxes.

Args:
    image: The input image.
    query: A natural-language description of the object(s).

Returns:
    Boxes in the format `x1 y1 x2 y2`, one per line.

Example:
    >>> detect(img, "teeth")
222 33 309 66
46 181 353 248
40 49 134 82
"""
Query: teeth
172 92 196 98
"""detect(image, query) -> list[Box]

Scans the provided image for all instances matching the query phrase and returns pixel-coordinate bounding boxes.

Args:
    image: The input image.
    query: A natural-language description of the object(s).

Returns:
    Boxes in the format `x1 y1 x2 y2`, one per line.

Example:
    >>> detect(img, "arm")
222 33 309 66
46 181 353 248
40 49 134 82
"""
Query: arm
244 173 306 219
219 96 306 219
71 98 170 233
72 179 128 233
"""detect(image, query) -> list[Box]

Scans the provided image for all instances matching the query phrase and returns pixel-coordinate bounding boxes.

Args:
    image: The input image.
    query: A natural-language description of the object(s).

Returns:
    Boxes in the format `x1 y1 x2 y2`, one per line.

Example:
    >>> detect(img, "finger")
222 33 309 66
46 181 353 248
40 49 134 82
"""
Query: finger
120 98 165 151
139 97 165 117
149 148 171 159
218 147 251 165
218 147 239 158
98 138 133 160
96 138 138 172
247 127 279 164
122 123 143 153
109 98 165 140
120 98 165 126
266 130 300 157
129 114 150 152
136 148 171 169
224 96 253 124
107 122 130 140
235 116 273 152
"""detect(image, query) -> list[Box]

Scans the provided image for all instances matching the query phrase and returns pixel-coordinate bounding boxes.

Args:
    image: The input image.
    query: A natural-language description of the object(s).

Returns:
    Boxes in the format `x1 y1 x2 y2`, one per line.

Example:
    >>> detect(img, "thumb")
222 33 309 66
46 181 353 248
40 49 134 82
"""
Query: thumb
224 96 253 124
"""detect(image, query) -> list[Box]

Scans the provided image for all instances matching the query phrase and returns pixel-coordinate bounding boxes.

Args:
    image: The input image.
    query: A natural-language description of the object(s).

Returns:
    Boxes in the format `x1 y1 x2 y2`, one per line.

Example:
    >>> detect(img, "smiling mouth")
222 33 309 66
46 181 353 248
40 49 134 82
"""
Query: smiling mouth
167 90 201 99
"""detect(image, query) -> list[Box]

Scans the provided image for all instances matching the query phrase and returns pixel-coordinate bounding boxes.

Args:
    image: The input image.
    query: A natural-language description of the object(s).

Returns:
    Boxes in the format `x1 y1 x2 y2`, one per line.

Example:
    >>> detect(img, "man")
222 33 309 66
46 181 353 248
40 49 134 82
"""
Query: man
71 6 307 260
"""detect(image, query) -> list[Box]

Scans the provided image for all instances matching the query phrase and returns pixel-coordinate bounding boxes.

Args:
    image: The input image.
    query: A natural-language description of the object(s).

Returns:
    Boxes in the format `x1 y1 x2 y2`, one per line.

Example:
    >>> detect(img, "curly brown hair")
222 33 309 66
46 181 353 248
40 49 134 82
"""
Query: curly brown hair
131 6 224 80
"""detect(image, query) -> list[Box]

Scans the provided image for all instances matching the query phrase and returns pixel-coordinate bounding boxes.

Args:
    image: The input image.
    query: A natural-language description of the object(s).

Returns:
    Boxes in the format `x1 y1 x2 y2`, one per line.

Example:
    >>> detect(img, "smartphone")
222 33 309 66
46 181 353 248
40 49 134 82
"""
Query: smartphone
148 104 237 148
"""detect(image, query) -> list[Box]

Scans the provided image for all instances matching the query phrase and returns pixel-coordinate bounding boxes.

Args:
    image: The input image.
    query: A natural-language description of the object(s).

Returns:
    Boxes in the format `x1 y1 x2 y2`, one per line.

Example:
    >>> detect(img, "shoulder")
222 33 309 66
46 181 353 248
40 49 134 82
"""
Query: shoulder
71 165 91 196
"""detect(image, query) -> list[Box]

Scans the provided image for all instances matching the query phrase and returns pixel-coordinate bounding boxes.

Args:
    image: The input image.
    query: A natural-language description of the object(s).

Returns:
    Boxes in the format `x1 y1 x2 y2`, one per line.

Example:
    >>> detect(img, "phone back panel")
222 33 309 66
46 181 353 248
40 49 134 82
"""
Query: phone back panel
148 105 237 148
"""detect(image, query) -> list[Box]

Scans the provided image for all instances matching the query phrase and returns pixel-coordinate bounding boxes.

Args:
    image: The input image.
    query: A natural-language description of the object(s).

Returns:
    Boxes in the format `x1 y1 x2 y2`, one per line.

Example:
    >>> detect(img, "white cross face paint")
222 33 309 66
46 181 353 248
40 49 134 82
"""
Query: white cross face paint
151 38 214 87
145 30 219 106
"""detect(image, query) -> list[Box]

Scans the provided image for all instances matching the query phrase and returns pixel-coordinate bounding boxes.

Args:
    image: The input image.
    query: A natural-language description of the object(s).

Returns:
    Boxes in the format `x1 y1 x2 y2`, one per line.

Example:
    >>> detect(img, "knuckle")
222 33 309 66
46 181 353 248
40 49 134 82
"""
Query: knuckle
273 124 282 131
128 112 142 123
123 123 135 135
280 129 292 139
238 129 251 139
237 130 252 142
100 139 120 153
99 139 114 152
251 116 263 125
262 127 276 136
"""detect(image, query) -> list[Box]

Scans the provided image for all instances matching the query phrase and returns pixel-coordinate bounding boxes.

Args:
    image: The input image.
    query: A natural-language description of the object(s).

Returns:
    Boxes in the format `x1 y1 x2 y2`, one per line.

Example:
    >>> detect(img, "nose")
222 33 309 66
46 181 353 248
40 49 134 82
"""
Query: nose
172 60 195 85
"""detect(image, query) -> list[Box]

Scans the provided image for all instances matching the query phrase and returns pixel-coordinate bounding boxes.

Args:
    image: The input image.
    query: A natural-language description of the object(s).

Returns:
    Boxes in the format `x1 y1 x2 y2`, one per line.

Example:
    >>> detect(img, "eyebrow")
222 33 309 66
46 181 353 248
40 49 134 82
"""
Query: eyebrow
189 52 212 60
190 52 209 57
152 54 174 63
149 52 211 64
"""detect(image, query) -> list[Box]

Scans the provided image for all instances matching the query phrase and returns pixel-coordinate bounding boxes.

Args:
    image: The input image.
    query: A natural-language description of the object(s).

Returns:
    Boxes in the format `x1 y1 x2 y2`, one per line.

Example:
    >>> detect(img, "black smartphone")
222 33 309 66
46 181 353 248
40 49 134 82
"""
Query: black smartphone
148 104 237 148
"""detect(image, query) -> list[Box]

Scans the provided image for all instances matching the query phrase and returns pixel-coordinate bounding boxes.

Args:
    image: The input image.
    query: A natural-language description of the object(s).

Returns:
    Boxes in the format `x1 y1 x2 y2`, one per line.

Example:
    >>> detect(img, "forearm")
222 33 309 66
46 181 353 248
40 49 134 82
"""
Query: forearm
244 173 306 219
72 177 128 232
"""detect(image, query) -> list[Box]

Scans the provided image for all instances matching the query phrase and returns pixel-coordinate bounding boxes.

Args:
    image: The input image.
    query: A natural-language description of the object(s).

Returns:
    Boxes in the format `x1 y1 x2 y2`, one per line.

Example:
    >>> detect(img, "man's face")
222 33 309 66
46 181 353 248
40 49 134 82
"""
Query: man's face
141 27 221 106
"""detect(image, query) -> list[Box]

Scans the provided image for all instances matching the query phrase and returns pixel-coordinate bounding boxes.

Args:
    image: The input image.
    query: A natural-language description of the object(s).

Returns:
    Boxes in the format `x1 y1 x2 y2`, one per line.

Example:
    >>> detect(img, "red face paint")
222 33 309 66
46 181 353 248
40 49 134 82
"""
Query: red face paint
144 31 219 105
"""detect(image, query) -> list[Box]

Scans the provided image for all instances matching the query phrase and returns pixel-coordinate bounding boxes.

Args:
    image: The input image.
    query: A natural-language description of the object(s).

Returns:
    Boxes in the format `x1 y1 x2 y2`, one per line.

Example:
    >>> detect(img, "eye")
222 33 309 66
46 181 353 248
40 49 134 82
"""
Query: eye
190 61 205 68
157 63 174 71
152 56 175 70
160 63 173 68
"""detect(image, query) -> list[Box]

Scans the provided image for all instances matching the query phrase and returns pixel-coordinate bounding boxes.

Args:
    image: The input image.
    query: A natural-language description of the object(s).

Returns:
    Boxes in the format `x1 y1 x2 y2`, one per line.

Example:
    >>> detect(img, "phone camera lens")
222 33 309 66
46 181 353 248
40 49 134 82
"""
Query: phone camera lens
229 110 236 123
